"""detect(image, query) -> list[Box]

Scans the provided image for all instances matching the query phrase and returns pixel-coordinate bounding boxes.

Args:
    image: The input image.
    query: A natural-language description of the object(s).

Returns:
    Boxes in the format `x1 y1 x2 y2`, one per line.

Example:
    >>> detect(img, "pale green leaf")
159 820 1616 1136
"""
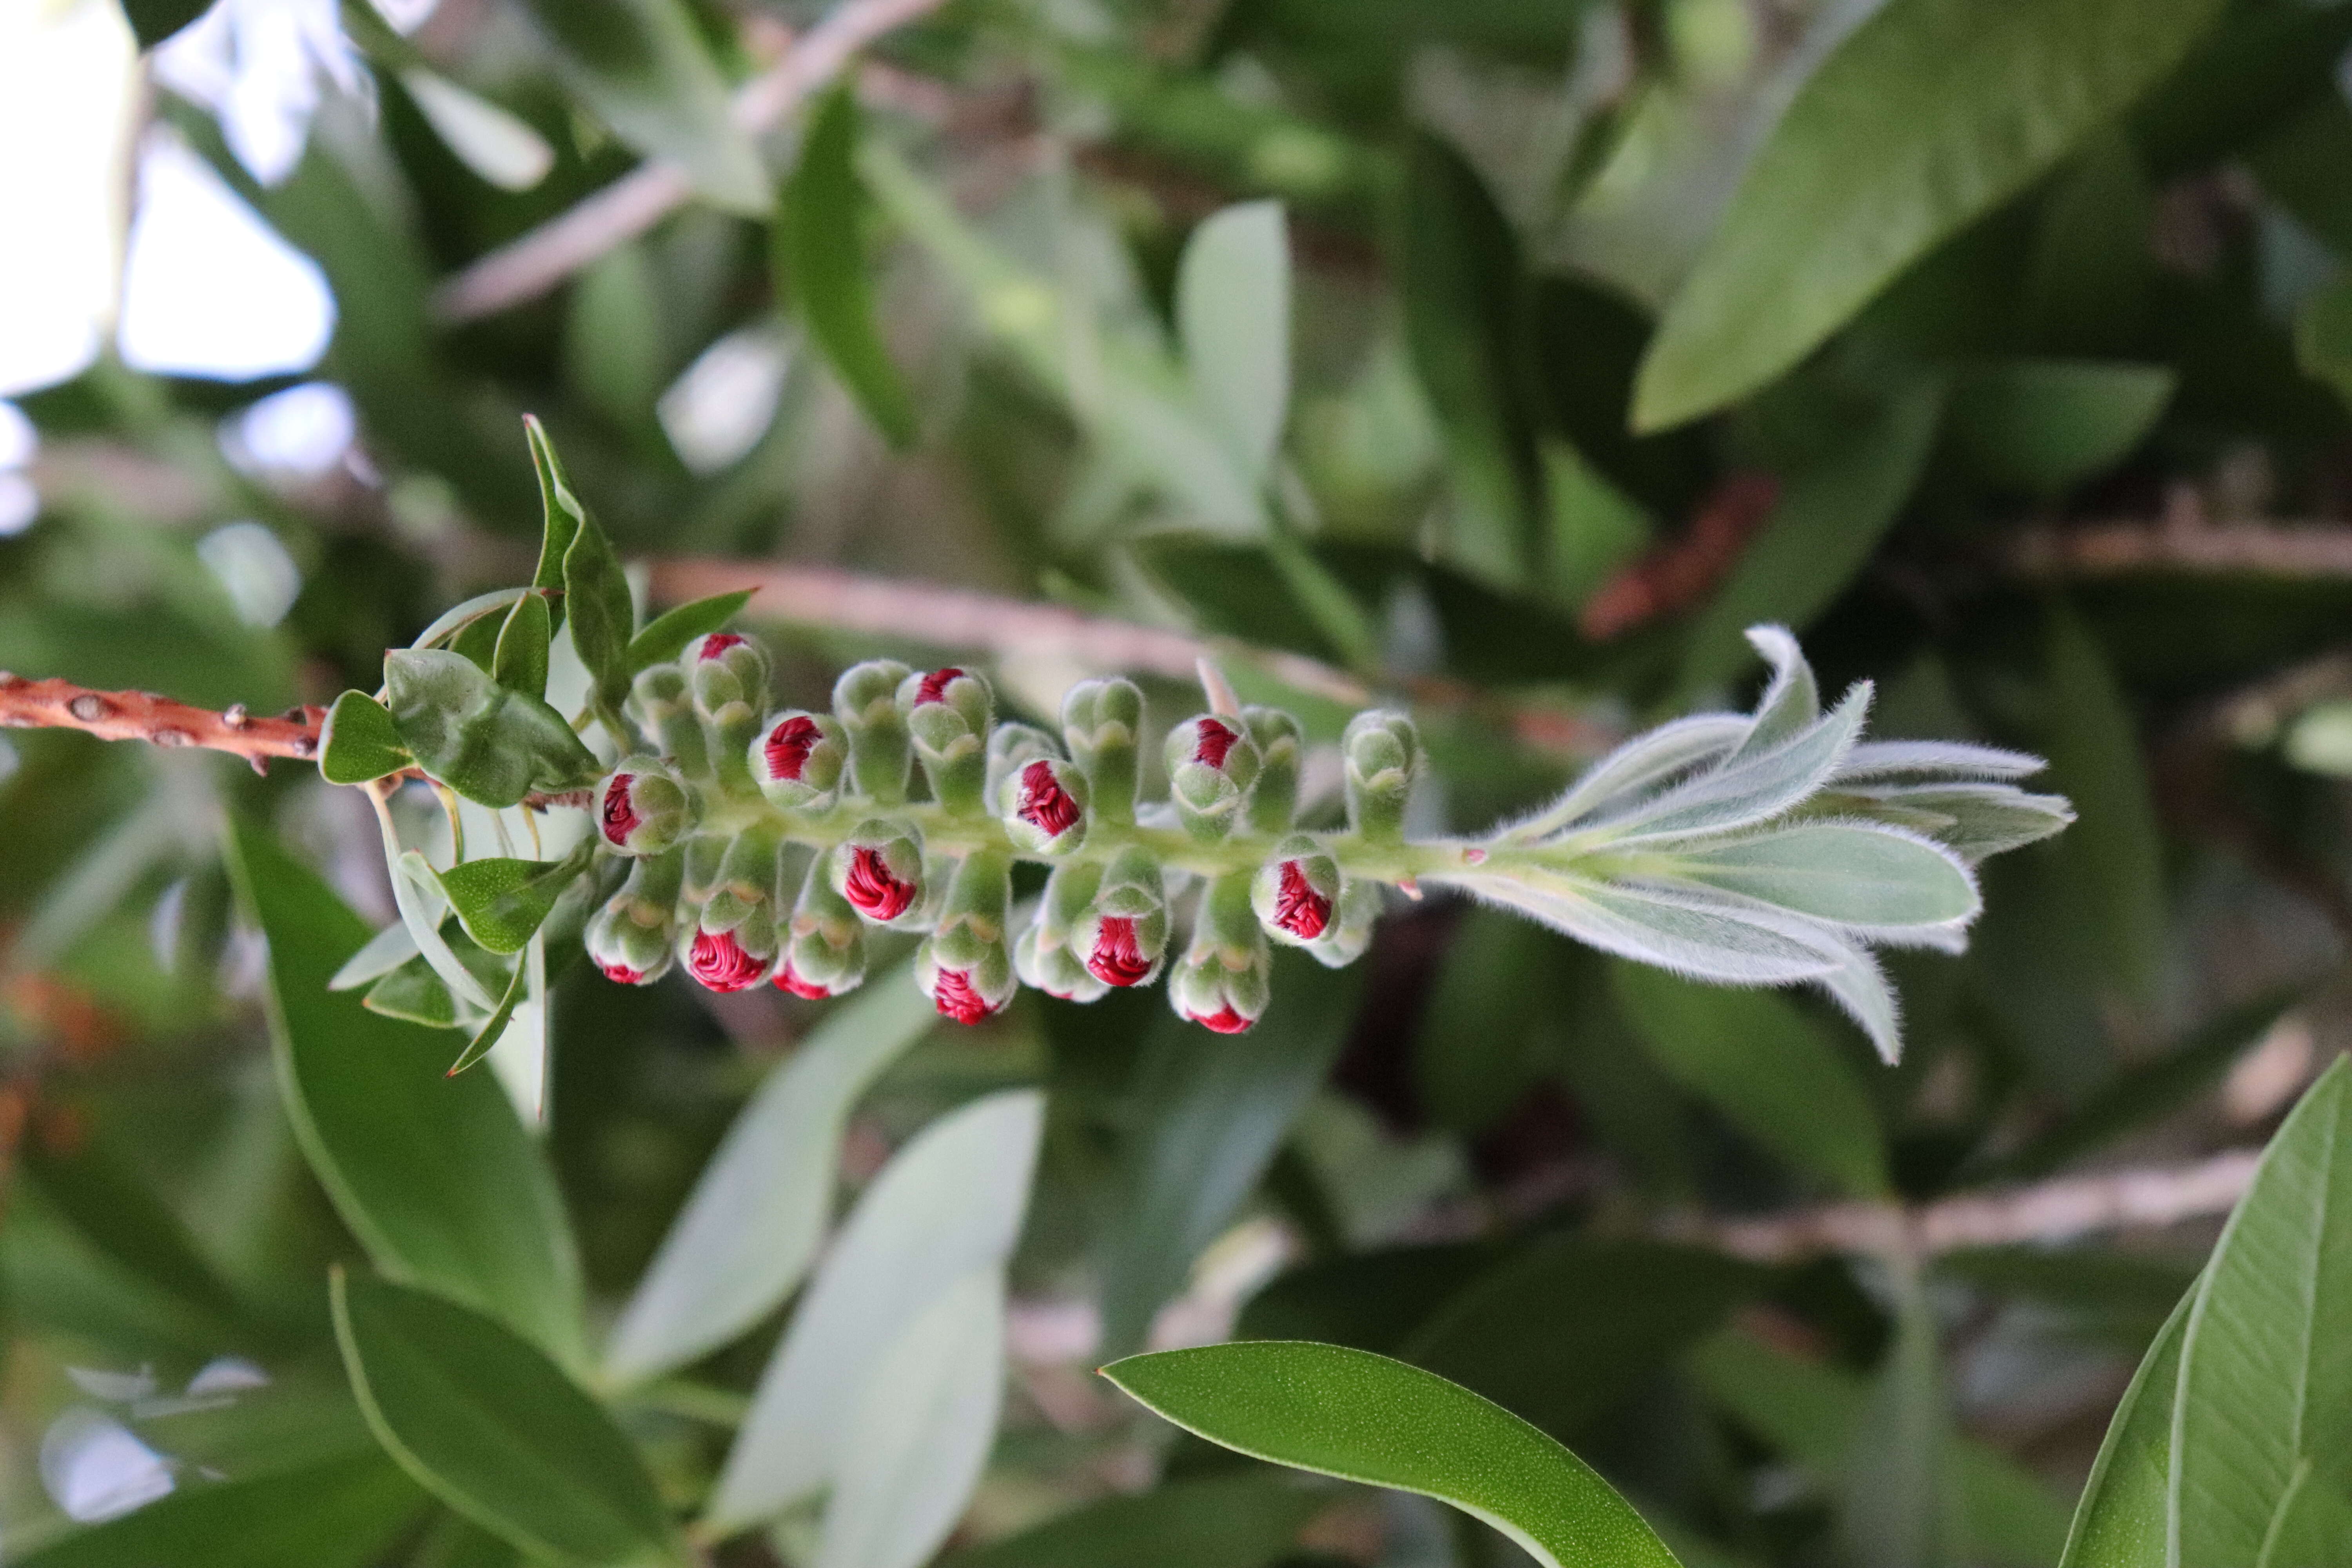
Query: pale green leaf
1948 360 2175 495
1661 821 1979 929
934 1475 1325 1568
397 70 554 192
780 86 917 448
2058 1287 2190 1568
1178 200 1292 483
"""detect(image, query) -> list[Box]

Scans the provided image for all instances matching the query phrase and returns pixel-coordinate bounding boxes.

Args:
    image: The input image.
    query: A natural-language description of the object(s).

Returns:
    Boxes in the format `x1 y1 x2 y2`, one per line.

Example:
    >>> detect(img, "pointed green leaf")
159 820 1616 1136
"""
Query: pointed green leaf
492 592 552 700
1102 1341 1683 1568
224 820 584 1364
1633 0 2227 430
625 590 755 675
319 691 411 786
365 956 461 1029
561 508 635 717
780 85 917 448
1948 361 2175 495
1664 822 1980 928
332 1271 682 1568
11 1453 423 1568
446 956 529 1079
524 416 583 627
1178 200 1292 483
437 844 594 956
2059 1287 2191 1568
2043 601 2167 1001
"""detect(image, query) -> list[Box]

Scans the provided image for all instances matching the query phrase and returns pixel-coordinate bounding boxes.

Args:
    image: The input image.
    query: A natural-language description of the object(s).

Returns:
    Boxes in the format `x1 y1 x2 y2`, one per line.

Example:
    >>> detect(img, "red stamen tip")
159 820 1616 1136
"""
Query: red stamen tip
1191 1004 1254 1034
914 667 965 705
774 963 831 999
933 968 998 1025
764 715 822 782
1192 718 1239 768
1017 760 1082 838
688 928 768 992
844 847 917 921
601 775 642 846
1273 861 1332 940
1087 916 1153 986
697 633 748 661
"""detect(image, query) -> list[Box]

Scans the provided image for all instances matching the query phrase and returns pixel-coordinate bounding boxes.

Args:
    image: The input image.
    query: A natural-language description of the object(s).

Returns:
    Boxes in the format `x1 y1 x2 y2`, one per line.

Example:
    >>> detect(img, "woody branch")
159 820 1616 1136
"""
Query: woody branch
0 673 322 773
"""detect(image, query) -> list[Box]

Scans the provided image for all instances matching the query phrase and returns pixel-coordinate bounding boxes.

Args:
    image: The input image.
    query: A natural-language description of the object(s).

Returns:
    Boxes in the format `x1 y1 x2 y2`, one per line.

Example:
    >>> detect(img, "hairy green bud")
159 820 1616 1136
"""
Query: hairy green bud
832 659 914 804
778 853 866 998
1166 715 1262 843
751 710 848 809
1342 709 1420 842
1251 833 1340 948
900 666 994 815
595 757 695 856
1062 677 1143 825
1168 870 1270 1033
1242 706 1303 834
831 817 925 925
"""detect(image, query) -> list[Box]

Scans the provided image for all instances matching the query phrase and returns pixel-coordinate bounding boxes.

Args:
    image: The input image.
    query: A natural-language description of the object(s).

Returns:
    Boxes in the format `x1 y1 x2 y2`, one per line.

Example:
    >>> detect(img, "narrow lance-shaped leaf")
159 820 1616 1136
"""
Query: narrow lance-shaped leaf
523 417 582 632
561 503 637 720
491 591 551 701
2058 1287 2192 1568
624 589 754 675
1178 200 1292 484
779 85 918 449
1103 1341 1684 1568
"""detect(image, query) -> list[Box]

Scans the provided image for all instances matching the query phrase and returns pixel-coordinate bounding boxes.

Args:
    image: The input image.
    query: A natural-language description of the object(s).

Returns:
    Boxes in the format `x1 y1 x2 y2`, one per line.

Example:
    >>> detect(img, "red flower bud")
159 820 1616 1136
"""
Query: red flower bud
1190 1003 1254 1034
697 633 750 661
1017 759 1082 839
1087 916 1154 987
774 962 834 1000
914 666 966 705
1192 717 1240 768
764 715 823 782
601 774 642 847
844 846 918 921
1271 860 1332 940
931 967 1000 1025
688 927 769 992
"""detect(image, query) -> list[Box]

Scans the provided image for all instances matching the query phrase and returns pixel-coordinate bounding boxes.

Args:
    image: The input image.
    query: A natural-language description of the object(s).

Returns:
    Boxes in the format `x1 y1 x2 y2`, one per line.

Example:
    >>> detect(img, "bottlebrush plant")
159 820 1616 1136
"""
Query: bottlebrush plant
318 421 2073 1071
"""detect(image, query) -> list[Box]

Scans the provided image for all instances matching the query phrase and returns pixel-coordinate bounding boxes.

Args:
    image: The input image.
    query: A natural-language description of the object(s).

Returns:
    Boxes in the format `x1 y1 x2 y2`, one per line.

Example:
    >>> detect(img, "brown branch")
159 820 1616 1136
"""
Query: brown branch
2005 518 2352 580
432 0 955 323
1664 1149 2260 1263
0 674 322 773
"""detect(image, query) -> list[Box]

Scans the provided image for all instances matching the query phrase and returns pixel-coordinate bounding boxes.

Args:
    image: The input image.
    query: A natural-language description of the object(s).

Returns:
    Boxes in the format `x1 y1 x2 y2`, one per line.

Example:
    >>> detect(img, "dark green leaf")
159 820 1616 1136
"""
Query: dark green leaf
383 649 601 806
11 1453 423 1568
2042 600 2167 1001
332 1271 682 1568
437 844 594 956
319 691 411 786
524 415 585 630
625 590 754 674
493 592 552 700
779 86 917 448
121 0 213 50
2058 1287 2190 1568
2295 272 2352 411
1103 1342 1683 1568
19 1136 247 1331
561 510 636 718
938 1475 1326 1568
224 820 584 1363
514 0 765 212
1948 361 2175 495
1415 908 1570 1134
1238 1242 1507 1355
1611 963 1891 1198
446 957 530 1079
1633 0 2227 429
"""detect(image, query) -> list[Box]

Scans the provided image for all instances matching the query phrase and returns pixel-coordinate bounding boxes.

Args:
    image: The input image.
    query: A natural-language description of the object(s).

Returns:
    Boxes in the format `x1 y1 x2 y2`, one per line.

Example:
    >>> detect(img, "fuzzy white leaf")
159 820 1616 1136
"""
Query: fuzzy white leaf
1838 783 2075 861
605 977 937 1384
1503 713 1748 842
1833 740 2049 782
1574 686 1870 845
1439 871 1846 985
1729 625 1821 759
1655 821 1981 928
1806 927 1904 1065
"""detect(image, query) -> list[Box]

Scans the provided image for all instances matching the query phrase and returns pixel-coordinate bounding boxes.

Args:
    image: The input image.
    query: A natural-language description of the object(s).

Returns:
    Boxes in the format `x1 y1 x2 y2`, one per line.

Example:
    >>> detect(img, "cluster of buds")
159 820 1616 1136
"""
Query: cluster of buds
579 632 1414 1033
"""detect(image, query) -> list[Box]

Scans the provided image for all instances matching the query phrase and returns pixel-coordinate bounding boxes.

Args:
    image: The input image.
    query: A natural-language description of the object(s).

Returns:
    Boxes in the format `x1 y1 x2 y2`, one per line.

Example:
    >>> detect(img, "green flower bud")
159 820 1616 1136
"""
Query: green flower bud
1168 871 1270 1033
899 666 993 815
1242 706 1303 833
699 824 783 932
778 853 866 998
985 722 1059 804
832 659 913 804
679 831 728 911
1250 833 1341 948
1165 715 1263 842
917 850 1015 1024
1071 846 1168 988
918 936 1017 1024
830 818 925 925
1014 918 1107 1003
1062 677 1143 824
1343 709 1420 842
595 757 694 855
1000 756 1089 855
626 664 707 778
684 633 771 715
586 856 682 985
1304 879 1382 968
751 710 847 809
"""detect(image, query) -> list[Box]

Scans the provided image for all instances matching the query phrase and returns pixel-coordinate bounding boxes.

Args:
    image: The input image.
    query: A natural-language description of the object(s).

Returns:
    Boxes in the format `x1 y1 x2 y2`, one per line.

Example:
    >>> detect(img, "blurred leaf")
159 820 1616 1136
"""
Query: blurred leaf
1099 957 1363 1356
20 1135 247 1334
1103 1342 1683 1568
331 918 423 992
2172 1057 2352 1567
492 592 552 701
2042 600 2167 1001
625 590 754 674
1634 0 2226 429
332 1270 682 1568
1179 200 1292 484
445 953 529 1078
936 1474 1325 1568
2294 272 2352 411
708 1091 1042 1534
225 821 584 1364
525 417 586 629
2025 133 2156 357
604 976 935 1384
1239 1242 1506 1353
815 1266 1007 1568
1404 1238 1764 1440
1838 1276 1954 1568
1680 381 1943 691
516 0 766 212
1948 360 2175 494
561 506 637 720
11 1453 423 1568
396 69 555 193
319 691 411 785
1611 963 1890 1198
437 845 594 956
2058 1288 2190 1568
2249 98 2352 257
121 0 212 50
780 86 917 448
1416 907 1569 1133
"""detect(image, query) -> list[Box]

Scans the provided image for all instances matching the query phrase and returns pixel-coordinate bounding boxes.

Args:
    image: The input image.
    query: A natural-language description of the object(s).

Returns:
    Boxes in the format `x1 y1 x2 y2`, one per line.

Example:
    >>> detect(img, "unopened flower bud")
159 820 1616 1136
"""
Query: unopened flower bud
684 632 771 715
627 665 706 777
832 659 913 804
1304 879 1382 968
918 938 1018 1024
595 758 693 855
586 864 679 985
684 904 777 993
751 710 847 809
1002 757 1089 854
1014 918 1107 1003
1165 715 1262 842
916 850 1016 1024
1251 834 1339 947
1070 846 1168 989
778 854 866 998
1168 872 1270 1033
1343 710 1420 842
1243 707 1303 833
831 819 925 924
1062 677 1143 824
985 723 1058 804
899 666 994 815
699 826 783 932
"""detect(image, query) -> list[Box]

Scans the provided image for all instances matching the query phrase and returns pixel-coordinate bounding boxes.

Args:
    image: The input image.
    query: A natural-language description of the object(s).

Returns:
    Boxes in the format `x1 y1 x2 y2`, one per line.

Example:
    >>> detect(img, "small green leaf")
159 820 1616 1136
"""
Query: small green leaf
332 1271 682 1568
450 609 504 674
2172 1057 2352 1568
780 86 917 448
1102 1341 1683 1568
319 691 411 786
1948 360 2175 495
437 845 593 956
524 417 584 629
561 509 636 718
935 1474 1325 1568
625 590 754 675
396 69 555 193
2043 601 2167 1002
1612 962 1890 1198
515 0 766 212
2058 1287 2190 1567
365 956 460 1029
2295 272 2352 410
383 649 600 807
1666 822 1979 928
492 592 552 700
1632 0 2227 429
225 821 584 1364
446 956 529 1079
1178 200 1292 483
10 1453 423 1568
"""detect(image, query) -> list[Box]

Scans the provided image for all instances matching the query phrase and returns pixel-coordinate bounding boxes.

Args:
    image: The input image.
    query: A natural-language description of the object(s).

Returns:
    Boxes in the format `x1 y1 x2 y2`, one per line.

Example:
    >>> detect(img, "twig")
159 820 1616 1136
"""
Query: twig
431 0 954 322
0 674 321 773
2006 519 2352 580
1666 1149 2261 1263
